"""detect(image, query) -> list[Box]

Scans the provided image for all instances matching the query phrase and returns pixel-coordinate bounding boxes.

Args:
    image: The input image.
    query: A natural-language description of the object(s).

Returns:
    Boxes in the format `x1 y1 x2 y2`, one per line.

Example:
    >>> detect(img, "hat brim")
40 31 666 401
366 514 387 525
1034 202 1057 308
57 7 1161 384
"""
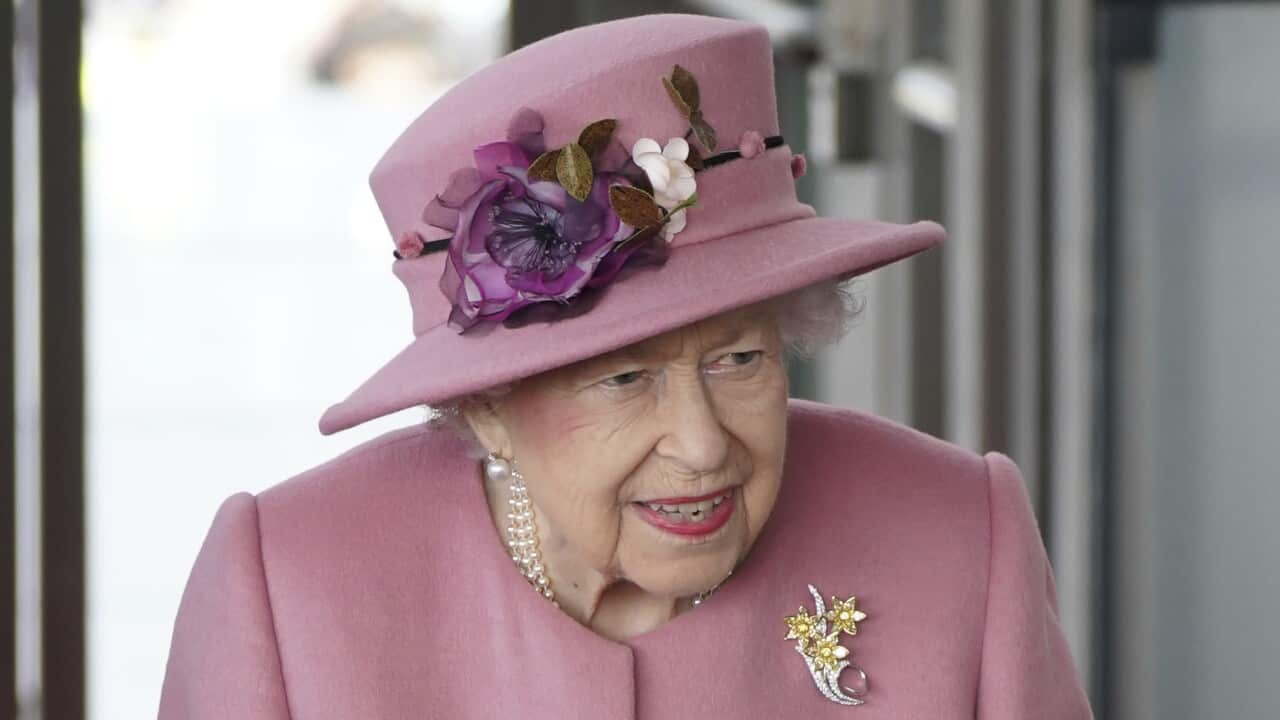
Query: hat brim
318 217 944 435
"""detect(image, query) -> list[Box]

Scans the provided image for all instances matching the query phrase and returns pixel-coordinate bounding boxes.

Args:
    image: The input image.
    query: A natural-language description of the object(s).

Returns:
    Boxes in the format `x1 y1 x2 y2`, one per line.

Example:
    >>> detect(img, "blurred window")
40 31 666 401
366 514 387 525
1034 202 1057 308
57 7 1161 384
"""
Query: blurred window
82 1 506 716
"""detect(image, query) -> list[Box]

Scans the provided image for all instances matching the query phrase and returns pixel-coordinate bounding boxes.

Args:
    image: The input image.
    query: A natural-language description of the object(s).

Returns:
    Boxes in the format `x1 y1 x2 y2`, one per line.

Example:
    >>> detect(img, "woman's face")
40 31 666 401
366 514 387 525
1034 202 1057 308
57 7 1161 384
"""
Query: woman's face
469 304 789 599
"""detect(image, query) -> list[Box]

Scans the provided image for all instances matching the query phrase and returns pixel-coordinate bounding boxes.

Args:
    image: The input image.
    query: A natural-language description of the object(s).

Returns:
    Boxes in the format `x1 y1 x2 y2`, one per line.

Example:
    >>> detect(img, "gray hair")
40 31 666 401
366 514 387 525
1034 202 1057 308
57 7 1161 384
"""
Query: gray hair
774 277 867 359
421 277 866 444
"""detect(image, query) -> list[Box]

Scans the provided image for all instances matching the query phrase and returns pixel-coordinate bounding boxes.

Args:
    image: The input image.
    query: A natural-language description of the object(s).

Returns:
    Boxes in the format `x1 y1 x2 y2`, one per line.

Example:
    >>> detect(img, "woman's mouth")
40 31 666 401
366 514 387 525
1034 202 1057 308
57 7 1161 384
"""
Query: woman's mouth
632 488 736 537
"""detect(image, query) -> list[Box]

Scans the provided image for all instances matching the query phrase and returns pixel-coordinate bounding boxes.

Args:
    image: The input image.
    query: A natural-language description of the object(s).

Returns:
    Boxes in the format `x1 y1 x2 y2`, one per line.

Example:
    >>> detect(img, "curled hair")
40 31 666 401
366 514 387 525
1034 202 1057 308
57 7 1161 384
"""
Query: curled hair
772 277 866 359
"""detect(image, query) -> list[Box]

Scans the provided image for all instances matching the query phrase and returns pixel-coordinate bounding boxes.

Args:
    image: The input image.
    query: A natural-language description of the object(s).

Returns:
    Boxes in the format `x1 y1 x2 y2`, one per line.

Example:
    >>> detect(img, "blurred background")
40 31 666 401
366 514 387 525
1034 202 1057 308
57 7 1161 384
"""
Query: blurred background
3 0 1278 718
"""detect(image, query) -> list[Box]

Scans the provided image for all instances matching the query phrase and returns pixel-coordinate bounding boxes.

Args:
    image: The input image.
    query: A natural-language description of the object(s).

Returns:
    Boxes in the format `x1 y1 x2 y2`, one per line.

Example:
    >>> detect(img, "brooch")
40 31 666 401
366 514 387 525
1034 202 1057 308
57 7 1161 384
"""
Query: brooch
783 584 869 706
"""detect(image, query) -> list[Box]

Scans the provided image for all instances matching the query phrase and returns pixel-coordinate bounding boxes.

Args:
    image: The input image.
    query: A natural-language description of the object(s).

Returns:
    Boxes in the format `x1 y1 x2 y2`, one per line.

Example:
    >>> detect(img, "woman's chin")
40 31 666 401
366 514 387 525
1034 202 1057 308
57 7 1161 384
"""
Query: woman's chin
617 520 745 599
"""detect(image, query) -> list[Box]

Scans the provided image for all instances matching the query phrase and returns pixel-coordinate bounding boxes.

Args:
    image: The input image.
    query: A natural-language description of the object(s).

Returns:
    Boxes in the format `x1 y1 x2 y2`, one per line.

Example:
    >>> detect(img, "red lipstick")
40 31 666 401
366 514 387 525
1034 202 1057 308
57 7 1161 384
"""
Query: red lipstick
632 488 736 538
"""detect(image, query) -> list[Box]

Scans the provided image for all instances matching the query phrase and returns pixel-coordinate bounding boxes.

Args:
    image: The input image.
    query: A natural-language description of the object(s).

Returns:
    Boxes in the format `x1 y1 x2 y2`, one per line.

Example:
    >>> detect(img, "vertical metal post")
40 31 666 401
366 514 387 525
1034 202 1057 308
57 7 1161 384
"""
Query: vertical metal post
977 0 1011 454
906 0 948 439
868 0 918 426
945 0 986 451
1092 7 1157 718
2 0 17 713
987 0 1054 513
1034 0 1057 538
37 0 85 717
1048 0 1099 700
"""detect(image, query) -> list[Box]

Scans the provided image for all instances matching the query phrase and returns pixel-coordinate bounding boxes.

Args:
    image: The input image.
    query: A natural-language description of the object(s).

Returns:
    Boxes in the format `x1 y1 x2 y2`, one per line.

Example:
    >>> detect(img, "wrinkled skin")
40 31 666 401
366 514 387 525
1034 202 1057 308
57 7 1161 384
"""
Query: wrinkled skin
464 303 789 640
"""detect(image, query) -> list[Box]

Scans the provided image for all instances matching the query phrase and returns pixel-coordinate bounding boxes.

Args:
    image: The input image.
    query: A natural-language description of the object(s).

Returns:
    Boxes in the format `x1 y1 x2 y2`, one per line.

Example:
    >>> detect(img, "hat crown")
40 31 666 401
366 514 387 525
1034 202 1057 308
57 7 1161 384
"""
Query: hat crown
319 13 947 435
373 13 812 336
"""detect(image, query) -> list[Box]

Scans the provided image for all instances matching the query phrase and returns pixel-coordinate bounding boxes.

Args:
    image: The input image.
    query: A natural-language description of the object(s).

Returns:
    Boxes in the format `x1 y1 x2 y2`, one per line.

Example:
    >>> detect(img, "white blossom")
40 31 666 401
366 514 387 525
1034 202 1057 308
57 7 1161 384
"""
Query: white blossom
631 137 697 240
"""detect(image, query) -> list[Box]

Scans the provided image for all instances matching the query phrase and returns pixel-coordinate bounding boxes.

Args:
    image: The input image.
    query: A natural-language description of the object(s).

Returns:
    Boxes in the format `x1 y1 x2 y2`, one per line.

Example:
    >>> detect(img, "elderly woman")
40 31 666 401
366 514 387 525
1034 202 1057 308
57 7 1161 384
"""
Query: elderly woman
159 13 1091 720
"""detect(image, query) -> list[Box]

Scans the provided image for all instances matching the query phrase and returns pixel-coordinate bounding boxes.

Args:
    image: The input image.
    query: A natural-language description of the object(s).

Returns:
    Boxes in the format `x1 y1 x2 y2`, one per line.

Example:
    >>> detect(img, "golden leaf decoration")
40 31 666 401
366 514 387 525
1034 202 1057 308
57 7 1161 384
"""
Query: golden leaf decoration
608 185 663 228
577 118 618 159
527 149 561 182
690 112 717 152
556 142 593 201
667 64 700 111
662 76 692 119
662 64 717 151
685 143 706 171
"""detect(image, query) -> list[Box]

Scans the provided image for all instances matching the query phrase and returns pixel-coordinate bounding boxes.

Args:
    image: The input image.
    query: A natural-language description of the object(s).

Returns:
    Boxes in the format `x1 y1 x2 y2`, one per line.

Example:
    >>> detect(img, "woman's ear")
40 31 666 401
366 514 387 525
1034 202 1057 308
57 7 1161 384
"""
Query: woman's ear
460 397 513 458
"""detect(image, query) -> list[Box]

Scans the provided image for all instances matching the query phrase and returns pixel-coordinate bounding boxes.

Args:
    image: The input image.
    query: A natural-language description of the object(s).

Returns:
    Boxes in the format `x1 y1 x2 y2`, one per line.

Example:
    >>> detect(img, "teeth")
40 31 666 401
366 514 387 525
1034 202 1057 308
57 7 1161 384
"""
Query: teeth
643 490 731 522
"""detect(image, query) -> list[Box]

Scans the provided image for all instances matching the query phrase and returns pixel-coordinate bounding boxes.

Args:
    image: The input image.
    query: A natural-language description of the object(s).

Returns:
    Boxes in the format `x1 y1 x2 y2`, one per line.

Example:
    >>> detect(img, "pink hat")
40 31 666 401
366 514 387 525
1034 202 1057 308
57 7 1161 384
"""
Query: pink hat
318 13 944 435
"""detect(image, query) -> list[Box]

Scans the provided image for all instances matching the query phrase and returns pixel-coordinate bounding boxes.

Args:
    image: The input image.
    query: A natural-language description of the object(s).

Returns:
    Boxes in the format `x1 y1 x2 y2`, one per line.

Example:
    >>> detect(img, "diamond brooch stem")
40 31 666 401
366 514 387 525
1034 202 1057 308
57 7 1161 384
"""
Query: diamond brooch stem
486 454 556 606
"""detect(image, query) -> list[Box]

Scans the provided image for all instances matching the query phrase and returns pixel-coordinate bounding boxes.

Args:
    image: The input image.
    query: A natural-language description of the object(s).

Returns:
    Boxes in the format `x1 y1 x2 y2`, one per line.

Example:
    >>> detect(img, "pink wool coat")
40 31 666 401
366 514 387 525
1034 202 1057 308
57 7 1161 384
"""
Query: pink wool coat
159 400 1093 719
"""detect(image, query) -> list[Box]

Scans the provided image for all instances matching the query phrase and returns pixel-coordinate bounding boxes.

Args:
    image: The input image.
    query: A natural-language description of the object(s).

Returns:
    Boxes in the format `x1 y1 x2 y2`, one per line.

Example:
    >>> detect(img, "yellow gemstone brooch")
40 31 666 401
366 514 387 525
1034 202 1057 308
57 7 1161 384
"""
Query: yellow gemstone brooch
783 584 869 706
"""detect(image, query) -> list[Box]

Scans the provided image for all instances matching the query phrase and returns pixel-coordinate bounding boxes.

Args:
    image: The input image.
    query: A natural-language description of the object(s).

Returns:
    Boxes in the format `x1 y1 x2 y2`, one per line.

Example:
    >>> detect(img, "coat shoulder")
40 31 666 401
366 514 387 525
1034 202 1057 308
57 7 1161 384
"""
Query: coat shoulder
779 399 997 567
785 398 988 481
256 421 473 518
248 421 480 587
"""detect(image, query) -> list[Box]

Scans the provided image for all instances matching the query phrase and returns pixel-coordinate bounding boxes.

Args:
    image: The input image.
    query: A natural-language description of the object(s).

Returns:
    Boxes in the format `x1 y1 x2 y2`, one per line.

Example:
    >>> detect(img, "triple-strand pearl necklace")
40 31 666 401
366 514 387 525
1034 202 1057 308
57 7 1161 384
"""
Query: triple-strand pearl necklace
484 455 556 604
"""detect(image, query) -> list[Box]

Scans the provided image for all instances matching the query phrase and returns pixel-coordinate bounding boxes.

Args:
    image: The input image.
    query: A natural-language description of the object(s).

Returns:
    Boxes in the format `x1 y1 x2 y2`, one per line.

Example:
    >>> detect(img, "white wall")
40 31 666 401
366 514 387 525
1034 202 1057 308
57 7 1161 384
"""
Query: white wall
1117 6 1280 719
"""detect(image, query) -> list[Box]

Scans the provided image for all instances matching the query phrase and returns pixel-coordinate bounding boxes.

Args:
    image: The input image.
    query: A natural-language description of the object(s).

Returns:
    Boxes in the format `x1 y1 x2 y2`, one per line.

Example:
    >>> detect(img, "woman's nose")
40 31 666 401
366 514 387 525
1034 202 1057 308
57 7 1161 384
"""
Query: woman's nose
654 376 730 474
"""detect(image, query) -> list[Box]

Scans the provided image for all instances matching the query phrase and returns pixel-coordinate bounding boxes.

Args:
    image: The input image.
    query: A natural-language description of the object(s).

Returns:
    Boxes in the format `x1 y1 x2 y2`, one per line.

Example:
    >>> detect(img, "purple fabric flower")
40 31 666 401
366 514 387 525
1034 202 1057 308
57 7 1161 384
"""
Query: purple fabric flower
424 111 635 331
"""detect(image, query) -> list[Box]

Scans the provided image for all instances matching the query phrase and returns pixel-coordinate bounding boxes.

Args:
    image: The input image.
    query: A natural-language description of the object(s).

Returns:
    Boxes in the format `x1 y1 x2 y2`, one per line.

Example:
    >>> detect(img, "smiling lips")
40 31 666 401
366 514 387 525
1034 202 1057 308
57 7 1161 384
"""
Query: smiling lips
633 488 736 537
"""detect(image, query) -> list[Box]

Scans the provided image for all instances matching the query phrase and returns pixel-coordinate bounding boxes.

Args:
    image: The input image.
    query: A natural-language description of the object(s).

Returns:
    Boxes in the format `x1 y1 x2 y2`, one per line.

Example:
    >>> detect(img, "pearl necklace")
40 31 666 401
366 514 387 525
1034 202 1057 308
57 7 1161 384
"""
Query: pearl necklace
484 454 730 609
692 571 731 607
484 454 556 603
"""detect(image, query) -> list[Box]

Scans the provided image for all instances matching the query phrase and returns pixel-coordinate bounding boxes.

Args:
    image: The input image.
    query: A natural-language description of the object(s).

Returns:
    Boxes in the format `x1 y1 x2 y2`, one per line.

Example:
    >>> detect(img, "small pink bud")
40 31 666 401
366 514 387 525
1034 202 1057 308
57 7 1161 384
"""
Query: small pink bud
790 153 807 180
737 130 766 159
395 230 426 259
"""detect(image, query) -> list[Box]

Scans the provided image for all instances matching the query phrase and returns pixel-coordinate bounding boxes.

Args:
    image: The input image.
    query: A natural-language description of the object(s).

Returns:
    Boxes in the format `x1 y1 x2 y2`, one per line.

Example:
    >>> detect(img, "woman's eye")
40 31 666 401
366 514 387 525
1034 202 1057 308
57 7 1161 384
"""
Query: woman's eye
710 350 764 370
600 370 646 388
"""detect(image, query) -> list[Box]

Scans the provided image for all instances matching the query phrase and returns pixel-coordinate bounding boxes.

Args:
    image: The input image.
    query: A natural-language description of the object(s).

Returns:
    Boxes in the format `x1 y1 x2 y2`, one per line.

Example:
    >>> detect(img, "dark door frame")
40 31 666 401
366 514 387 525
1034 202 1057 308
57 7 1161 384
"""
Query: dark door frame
38 0 87 717
5 0 87 718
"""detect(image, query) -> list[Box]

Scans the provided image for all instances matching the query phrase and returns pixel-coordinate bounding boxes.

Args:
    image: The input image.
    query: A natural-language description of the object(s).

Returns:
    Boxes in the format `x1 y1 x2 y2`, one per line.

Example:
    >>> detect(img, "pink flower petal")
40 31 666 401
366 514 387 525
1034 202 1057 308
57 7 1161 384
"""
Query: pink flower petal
395 230 425 259
438 167 485 207
422 200 459 232
505 107 546 156
473 141 530 179
790 152 808 179
738 130 766 159
423 167 486 231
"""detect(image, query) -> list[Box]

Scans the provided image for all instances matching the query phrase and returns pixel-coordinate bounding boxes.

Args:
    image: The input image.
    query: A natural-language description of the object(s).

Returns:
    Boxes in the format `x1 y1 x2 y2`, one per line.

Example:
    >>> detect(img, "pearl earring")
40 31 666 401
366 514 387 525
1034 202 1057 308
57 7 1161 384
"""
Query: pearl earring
485 453 555 604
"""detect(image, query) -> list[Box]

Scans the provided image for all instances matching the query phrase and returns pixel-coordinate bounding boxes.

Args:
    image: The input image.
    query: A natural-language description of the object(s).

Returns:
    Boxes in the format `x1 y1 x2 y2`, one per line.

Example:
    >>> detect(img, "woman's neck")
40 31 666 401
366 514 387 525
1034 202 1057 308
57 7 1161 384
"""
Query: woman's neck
587 581 684 641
